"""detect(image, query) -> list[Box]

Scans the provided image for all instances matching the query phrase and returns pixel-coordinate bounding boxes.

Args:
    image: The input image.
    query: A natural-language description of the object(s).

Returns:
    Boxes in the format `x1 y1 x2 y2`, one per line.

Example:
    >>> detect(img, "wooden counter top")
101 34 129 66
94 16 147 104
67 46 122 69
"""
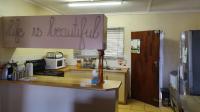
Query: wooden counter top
0 76 121 91
59 66 129 74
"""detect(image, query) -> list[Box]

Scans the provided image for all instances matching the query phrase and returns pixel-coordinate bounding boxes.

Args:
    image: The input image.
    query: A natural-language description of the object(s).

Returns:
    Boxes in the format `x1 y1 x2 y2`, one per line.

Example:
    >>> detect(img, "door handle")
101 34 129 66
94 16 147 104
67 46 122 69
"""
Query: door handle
153 61 159 86
154 61 158 68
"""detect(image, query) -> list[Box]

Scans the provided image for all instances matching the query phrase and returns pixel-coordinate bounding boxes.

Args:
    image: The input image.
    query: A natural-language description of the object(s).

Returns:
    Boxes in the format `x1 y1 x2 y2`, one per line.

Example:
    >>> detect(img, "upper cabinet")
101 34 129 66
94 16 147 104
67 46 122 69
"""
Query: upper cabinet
2 14 107 50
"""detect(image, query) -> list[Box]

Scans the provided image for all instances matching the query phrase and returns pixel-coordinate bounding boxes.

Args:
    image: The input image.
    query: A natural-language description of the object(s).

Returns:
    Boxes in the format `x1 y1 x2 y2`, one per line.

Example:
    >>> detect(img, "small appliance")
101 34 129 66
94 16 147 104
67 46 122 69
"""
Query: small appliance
45 58 66 69
45 52 66 69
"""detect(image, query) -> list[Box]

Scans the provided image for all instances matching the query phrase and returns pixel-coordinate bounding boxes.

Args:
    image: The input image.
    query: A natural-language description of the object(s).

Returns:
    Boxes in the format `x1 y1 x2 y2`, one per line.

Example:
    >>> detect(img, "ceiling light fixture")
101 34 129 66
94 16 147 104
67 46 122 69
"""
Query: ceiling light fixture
68 1 122 7
63 0 94 2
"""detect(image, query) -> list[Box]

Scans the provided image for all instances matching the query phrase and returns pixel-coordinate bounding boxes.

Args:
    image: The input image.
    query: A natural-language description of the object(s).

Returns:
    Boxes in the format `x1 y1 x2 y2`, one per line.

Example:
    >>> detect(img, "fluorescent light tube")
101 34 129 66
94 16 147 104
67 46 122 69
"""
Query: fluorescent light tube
68 1 122 7
62 0 93 2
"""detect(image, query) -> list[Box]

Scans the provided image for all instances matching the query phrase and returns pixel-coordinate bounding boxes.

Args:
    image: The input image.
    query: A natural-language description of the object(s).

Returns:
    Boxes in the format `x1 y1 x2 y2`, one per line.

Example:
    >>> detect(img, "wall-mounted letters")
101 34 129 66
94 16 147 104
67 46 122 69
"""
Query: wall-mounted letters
2 14 107 49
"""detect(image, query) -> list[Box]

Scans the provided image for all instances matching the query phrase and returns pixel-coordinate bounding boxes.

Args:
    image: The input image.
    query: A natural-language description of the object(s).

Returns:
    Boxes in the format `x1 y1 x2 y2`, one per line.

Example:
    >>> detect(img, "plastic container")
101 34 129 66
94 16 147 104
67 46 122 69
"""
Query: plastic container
161 88 170 106
91 70 98 84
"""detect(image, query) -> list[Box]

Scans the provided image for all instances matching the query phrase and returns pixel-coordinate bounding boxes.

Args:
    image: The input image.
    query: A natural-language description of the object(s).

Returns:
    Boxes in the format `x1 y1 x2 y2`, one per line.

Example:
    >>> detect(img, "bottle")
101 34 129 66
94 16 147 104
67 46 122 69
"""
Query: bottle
28 63 33 77
91 70 98 84
76 59 82 69
12 67 17 80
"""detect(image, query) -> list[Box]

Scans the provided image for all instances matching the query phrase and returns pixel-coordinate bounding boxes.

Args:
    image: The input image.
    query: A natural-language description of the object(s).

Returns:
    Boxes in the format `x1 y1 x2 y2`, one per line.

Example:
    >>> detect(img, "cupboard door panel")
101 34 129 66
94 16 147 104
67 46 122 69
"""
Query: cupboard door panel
104 72 126 104
69 71 92 79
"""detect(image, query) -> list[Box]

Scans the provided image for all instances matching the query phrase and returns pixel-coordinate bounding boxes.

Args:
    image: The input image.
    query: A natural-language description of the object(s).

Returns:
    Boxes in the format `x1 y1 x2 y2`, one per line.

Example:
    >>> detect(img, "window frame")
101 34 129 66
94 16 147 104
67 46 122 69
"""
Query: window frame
74 27 125 59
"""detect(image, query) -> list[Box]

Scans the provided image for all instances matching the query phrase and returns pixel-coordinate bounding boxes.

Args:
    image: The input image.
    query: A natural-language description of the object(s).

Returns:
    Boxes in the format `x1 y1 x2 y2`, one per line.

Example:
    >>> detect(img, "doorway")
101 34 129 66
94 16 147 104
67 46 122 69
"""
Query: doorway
131 30 160 107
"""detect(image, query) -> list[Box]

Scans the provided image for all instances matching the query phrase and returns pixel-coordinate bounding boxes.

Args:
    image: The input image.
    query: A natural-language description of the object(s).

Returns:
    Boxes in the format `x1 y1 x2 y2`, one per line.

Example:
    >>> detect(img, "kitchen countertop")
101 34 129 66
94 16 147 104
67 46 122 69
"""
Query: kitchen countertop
59 66 129 74
0 76 121 91
180 95 200 112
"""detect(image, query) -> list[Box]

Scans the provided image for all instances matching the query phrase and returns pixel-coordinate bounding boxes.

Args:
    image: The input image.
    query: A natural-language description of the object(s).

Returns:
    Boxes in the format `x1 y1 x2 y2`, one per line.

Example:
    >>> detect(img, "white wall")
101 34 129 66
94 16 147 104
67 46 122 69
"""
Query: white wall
1 0 200 88
106 12 200 87
64 12 200 88
0 0 73 65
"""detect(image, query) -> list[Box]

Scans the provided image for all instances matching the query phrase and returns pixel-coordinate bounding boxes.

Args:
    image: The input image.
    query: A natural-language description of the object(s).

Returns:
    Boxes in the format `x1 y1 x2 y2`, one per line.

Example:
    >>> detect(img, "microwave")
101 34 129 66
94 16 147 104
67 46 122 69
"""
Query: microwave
45 58 66 69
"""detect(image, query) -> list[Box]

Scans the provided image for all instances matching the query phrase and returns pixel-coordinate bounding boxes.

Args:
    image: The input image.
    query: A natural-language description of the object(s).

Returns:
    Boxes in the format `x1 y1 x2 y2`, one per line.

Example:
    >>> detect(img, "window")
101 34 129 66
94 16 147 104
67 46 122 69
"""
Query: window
74 28 124 59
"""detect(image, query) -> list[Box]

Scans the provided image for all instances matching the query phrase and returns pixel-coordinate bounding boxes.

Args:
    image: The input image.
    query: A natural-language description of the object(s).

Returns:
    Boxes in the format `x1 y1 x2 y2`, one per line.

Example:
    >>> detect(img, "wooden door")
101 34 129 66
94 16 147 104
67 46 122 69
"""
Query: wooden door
131 31 160 107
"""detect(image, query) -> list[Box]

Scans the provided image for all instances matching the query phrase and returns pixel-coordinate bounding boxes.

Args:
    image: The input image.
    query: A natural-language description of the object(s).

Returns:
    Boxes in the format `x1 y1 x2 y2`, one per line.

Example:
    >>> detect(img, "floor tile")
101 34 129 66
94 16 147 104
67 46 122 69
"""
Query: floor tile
129 99 145 106
130 104 145 111
118 108 131 112
144 104 161 112
129 100 145 111
118 104 131 109
118 99 173 112
160 107 174 112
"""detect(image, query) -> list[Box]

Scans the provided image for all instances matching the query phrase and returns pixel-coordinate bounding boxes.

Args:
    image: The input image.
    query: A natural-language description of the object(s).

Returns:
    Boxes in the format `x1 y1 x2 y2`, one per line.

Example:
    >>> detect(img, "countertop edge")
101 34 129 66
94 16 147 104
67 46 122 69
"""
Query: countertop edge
0 79 121 91
59 66 129 74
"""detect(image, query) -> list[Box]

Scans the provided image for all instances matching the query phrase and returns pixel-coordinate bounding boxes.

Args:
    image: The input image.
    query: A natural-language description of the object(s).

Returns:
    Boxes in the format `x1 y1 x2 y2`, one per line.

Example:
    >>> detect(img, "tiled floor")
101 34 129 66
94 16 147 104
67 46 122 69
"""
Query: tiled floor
118 99 173 112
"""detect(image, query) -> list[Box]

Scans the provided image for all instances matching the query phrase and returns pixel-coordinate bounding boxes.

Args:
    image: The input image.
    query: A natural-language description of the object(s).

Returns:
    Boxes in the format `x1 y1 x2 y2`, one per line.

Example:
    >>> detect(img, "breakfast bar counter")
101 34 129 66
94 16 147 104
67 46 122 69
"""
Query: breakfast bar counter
58 66 129 104
59 66 129 74
0 77 121 112
0 76 121 91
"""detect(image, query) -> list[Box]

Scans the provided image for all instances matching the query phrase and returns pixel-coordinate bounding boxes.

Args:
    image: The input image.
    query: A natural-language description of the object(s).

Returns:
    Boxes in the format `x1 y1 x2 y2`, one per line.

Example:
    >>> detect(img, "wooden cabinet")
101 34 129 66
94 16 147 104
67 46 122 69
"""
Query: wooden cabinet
3 15 107 49
65 70 92 79
104 72 127 104
64 69 128 104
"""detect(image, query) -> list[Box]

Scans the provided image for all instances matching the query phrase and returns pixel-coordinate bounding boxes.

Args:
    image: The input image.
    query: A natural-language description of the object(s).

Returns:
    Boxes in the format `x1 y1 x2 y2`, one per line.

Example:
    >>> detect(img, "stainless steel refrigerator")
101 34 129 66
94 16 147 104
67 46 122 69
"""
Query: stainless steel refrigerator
179 30 200 95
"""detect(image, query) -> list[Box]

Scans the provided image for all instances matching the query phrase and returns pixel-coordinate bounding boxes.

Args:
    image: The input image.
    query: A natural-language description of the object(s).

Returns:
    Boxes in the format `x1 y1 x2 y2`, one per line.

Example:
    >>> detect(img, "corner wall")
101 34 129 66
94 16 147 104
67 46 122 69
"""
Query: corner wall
0 0 73 64
1 0 200 88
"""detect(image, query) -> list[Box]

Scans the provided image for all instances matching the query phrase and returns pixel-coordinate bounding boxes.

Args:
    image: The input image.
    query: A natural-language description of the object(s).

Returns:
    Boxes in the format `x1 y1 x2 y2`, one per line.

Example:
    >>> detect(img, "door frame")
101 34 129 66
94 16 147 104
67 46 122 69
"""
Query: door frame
130 30 164 107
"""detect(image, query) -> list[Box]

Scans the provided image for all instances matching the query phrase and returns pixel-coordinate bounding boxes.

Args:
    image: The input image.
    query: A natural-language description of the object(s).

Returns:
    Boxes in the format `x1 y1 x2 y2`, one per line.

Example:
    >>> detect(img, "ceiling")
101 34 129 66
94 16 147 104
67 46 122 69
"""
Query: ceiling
26 0 200 14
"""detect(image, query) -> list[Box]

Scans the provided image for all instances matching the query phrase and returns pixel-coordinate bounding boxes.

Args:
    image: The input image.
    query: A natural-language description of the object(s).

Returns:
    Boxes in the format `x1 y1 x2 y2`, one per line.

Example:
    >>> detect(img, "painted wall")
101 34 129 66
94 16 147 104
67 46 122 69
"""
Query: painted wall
0 0 73 65
59 12 200 88
1 0 200 88
106 13 200 87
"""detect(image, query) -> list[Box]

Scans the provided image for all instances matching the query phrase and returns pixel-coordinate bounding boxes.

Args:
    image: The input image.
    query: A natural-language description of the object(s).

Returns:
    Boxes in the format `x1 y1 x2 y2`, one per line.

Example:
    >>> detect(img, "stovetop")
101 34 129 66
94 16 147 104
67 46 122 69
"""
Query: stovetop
34 70 64 77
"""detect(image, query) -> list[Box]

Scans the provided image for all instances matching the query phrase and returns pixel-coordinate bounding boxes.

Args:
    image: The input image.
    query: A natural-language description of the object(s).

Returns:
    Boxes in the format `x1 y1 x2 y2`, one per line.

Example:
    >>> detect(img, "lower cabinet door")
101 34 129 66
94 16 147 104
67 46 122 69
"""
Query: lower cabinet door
68 71 93 79
105 72 126 104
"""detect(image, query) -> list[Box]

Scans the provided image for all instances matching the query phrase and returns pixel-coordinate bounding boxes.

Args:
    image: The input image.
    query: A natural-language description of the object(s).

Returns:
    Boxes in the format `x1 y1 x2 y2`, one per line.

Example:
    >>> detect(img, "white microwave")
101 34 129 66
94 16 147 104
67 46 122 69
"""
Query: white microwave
45 58 66 69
